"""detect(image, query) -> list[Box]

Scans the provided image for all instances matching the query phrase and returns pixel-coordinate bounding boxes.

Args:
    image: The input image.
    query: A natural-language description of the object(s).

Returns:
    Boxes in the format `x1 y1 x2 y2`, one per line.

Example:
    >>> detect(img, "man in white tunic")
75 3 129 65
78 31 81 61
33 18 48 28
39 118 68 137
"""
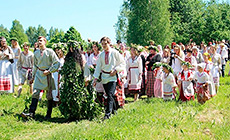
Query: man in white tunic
22 36 60 119
17 42 34 97
93 37 126 120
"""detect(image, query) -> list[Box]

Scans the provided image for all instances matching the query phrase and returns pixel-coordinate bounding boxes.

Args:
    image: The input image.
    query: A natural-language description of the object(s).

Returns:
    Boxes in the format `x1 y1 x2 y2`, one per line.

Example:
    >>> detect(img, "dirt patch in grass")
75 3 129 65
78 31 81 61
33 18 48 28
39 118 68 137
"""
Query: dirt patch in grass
196 109 224 124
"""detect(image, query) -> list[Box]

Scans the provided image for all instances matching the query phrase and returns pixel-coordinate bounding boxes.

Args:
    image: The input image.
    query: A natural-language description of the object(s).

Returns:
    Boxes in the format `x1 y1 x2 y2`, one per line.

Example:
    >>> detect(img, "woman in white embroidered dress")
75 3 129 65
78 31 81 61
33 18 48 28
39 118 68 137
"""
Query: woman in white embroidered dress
203 53 216 97
210 45 221 93
0 37 14 93
178 62 194 101
52 44 65 103
194 63 211 104
10 37 21 85
171 45 185 79
126 46 142 101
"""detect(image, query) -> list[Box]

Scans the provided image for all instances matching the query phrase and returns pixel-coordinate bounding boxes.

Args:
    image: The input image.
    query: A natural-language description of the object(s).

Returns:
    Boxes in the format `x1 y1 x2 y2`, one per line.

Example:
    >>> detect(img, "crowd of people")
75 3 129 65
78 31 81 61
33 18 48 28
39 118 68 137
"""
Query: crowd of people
0 36 229 120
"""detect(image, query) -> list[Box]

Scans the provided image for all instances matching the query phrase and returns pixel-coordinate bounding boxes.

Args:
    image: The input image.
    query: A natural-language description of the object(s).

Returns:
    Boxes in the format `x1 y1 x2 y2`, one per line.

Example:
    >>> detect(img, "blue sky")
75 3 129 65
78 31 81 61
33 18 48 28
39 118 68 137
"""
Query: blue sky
0 0 124 43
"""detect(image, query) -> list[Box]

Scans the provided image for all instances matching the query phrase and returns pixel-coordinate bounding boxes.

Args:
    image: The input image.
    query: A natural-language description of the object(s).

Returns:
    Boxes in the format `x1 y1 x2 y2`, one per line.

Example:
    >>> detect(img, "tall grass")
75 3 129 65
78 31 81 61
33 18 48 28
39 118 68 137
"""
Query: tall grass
0 65 230 140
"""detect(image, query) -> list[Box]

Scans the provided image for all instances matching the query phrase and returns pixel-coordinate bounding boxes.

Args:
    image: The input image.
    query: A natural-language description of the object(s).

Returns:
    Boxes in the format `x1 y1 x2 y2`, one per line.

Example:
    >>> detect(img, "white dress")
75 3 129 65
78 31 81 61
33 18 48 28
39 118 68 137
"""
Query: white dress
126 56 142 91
204 61 216 96
172 55 185 76
0 47 14 93
11 47 21 85
163 73 177 100
52 57 64 102
178 70 194 97
211 53 221 86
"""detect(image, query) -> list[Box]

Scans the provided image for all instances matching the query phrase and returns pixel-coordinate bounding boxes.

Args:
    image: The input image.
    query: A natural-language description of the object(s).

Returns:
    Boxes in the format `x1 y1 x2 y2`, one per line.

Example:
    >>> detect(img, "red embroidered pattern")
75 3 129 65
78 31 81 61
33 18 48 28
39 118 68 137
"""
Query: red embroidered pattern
105 51 109 65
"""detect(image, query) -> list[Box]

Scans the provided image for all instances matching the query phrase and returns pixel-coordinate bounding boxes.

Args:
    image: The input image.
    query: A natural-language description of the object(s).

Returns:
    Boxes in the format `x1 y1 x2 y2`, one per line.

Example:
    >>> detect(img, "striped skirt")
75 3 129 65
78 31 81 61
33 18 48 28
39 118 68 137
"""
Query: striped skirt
146 71 155 97
154 79 163 98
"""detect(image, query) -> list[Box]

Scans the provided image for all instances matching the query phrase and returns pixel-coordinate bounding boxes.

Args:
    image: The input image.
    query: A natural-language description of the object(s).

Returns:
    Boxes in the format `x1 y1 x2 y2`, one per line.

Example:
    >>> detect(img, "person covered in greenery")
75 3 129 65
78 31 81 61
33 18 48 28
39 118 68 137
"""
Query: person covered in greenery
59 40 100 120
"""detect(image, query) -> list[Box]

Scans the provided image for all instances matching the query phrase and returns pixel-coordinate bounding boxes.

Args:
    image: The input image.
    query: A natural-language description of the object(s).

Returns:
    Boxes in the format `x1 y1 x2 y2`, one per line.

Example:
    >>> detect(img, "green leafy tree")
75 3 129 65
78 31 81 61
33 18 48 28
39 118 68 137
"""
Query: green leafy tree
26 26 37 45
203 1 230 41
37 25 47 38
126 0 172 46
0 24 10 41
10 19 28 45
169 0 206 44
114 1 130 43
47 30 65 48
48 27 60 40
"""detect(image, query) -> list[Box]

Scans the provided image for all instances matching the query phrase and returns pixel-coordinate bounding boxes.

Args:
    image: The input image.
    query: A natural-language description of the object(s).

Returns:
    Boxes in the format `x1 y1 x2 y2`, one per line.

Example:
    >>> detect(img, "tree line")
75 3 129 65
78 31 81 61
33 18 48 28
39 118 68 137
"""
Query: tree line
0 20 85 49
114 0 230 46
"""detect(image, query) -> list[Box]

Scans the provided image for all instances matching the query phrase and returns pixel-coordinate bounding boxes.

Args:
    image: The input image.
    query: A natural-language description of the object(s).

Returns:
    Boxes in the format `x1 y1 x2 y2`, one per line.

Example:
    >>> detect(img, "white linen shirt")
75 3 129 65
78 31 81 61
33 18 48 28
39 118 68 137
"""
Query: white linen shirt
93 48 126 84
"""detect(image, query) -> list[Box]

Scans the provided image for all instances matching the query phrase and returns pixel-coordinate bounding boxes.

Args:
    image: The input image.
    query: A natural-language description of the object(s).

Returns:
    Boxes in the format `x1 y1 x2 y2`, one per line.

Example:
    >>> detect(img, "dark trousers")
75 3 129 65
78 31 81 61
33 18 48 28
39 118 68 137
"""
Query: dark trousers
221 64 226 77
103 81 117 117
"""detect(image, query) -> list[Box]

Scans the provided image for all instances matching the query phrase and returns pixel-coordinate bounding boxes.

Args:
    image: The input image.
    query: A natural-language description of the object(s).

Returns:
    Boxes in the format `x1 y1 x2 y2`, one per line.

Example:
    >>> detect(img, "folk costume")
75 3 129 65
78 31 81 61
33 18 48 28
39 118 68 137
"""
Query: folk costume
0 46 14 93
162 64 177 100
22 47 60 119
216 44 228 77
171 55 185 76
163 72 177 100
194 63 210 104
11 46 21 85
184 55 197 72
126 55 142 95
52 57 64 102
211 52 221 92
17 50 34 85
204 59 216 97
192 46 204 63
178 69 194 101
153 66 163 98
139 50 148 96
146 46 161 97
93 47 126 118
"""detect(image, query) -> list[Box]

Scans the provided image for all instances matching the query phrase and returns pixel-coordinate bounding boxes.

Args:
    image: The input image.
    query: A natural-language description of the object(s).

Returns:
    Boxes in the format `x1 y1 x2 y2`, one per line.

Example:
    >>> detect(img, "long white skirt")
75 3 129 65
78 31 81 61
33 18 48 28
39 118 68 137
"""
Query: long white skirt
52 71 59 102
0 60 14 93
11 59 19 85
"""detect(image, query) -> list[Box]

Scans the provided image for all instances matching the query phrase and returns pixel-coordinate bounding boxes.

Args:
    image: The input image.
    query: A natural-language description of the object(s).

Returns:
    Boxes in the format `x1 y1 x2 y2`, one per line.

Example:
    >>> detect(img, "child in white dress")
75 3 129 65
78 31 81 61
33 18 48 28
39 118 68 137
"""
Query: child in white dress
162 64 177 100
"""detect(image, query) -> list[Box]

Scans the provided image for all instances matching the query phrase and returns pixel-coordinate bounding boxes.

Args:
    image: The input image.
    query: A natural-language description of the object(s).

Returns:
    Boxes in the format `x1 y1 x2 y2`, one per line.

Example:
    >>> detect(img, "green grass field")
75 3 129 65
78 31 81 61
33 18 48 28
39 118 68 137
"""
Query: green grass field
0 65 230 140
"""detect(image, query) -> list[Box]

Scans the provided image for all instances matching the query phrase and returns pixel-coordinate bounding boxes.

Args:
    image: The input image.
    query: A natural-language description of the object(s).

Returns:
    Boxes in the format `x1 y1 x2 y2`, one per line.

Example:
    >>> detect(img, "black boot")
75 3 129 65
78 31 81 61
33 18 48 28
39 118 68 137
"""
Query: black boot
21 98 38 119
45 100 53 120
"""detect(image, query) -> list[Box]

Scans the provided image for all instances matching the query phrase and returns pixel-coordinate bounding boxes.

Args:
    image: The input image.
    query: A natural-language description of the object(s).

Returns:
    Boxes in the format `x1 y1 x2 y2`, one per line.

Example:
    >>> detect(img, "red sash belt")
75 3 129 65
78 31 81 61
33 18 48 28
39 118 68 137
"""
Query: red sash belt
22 67 32 70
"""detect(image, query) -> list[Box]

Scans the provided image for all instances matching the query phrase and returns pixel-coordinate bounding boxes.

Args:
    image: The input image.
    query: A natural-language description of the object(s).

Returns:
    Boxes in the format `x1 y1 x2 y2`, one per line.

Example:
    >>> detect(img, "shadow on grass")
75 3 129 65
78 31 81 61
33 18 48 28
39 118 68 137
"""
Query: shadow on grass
15 113 71 123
